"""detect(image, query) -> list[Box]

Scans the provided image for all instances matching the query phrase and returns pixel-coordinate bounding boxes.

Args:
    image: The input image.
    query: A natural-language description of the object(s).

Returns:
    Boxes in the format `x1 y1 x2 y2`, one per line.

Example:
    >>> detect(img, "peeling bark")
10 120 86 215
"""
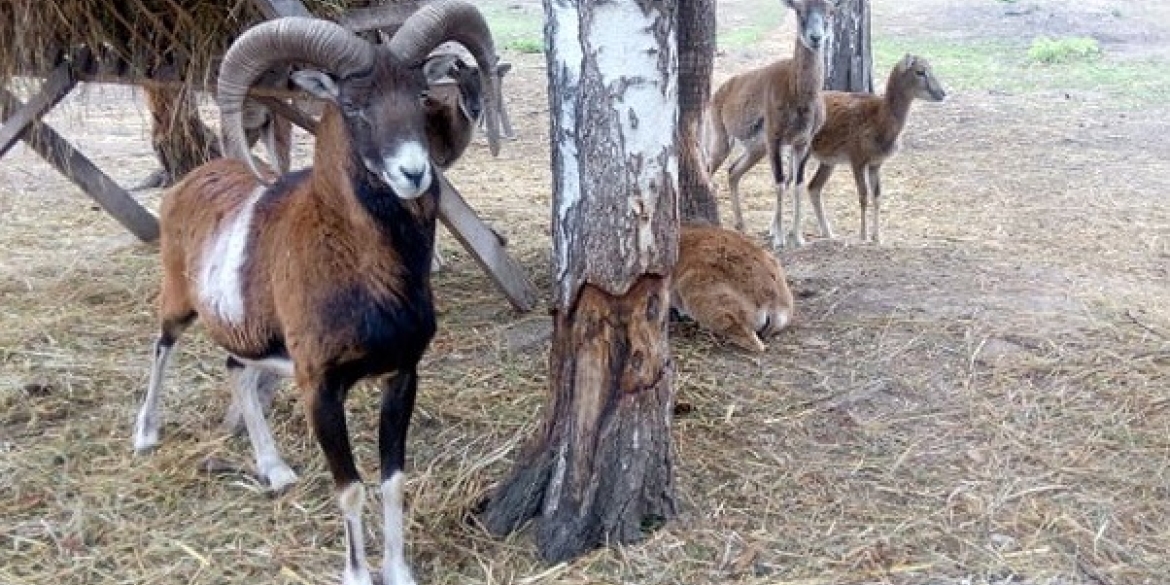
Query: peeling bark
480 0 679 563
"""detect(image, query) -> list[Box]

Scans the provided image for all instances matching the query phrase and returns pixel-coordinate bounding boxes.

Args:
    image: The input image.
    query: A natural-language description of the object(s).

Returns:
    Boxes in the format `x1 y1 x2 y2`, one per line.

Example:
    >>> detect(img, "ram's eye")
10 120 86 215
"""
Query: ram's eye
915 69 927 77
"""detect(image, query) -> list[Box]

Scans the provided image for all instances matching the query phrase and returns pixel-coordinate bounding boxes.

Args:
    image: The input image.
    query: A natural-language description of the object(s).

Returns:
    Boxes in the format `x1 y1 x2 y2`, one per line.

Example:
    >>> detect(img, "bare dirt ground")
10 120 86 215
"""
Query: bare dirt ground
2 1 1168 584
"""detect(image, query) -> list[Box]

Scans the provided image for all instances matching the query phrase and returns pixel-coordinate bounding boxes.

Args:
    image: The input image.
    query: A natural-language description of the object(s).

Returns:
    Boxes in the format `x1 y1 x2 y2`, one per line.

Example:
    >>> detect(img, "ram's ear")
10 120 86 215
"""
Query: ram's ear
291 70 340 103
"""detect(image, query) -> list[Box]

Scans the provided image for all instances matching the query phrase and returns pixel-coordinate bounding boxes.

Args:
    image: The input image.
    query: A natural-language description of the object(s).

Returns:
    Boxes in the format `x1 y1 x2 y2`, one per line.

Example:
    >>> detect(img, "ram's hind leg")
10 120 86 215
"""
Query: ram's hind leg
228 358 297 492
133 291 195 453
221 364 280 436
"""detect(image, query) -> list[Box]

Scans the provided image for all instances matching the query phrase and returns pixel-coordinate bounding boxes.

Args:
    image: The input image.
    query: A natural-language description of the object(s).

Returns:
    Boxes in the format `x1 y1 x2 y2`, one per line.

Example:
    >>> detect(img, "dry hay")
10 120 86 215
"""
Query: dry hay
3 2 1170 585
0 0 367 85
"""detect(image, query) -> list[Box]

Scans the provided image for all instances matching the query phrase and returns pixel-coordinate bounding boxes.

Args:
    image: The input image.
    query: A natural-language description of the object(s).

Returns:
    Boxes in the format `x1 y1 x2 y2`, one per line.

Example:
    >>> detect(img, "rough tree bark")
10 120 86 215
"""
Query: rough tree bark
677 0 719 224
480 0 679 563
137 86 222 189
824 0 873 92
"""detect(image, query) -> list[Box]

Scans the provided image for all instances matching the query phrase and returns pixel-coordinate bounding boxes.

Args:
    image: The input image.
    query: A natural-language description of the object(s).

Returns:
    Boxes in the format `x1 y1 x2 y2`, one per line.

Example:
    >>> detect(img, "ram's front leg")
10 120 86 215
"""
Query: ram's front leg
304 372 373 585
379 369 419 585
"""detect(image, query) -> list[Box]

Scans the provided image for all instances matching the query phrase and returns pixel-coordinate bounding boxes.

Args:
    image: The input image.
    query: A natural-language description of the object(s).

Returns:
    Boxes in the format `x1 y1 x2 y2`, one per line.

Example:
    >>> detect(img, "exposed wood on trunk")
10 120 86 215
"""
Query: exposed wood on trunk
480 0 679 562
481 279 676 562
824 0 873 92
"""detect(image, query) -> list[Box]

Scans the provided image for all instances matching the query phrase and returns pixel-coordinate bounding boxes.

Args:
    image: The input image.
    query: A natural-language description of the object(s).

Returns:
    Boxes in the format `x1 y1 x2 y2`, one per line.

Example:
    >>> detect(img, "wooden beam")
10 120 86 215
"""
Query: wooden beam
255 96 319 134
438 175 539 312
252 0 312 18
0 89 160 242
0 63 77 158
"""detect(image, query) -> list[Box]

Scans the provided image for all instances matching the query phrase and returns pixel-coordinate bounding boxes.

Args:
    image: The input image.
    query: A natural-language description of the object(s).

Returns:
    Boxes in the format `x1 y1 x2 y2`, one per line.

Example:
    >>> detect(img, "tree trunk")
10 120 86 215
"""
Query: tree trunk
824 0 873 92
480 0 679 563
677 0 719 225
138 86 222 189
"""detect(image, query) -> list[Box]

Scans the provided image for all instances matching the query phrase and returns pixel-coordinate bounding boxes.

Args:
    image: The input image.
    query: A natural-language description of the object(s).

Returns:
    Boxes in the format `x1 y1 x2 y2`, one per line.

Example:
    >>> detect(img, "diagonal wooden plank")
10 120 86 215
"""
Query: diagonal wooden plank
255 96 318 133
438 174 539 312
0 88 160 243
0 63 77 158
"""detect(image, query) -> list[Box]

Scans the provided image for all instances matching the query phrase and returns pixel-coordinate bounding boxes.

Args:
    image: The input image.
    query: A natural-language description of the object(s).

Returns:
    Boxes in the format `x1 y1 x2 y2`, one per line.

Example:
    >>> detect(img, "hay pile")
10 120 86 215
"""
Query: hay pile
0 0 365 84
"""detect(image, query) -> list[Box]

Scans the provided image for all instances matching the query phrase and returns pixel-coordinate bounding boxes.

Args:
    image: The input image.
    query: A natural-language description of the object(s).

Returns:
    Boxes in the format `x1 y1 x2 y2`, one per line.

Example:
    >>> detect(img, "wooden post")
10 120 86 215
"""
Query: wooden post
0 88 160 242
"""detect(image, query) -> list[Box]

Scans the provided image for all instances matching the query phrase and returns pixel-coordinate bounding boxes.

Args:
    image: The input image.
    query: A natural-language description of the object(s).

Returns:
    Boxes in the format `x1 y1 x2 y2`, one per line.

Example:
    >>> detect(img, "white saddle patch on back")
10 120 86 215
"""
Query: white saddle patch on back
198 187 263 324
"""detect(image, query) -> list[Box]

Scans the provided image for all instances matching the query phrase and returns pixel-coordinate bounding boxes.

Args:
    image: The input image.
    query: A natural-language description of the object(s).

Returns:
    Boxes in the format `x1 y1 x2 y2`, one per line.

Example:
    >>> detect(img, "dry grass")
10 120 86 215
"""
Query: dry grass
3 0 1170 584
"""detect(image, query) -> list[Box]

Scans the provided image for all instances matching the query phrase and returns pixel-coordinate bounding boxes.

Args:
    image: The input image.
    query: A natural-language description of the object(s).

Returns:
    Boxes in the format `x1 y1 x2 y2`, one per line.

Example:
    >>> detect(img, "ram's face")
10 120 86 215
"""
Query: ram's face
294 51 437 200
342 56 435 199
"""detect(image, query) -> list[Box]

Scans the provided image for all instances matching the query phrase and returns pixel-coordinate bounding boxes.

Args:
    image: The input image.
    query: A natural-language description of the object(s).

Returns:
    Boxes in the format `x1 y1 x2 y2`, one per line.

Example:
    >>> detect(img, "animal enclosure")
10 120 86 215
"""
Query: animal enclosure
2 0 1169 584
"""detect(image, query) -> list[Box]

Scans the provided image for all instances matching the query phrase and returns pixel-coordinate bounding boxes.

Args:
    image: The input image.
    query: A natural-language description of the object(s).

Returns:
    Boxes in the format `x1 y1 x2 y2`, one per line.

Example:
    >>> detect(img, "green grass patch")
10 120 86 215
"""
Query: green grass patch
873 37 1169 105
480 4 544 55
507 38 544 55
1027 36 1102 64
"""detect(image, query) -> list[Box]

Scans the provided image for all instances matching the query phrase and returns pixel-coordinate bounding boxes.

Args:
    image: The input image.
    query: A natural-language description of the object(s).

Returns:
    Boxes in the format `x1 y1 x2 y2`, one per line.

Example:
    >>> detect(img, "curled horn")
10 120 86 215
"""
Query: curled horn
388 0 503 156
217 17 374 182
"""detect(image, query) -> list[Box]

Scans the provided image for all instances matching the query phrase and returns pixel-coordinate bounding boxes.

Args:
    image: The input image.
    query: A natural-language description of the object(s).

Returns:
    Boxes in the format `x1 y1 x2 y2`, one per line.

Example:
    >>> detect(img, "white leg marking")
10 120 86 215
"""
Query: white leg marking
198 187 264 324
339 483 375 585
381 473 416 585
233 366 297 492
134 338 173 452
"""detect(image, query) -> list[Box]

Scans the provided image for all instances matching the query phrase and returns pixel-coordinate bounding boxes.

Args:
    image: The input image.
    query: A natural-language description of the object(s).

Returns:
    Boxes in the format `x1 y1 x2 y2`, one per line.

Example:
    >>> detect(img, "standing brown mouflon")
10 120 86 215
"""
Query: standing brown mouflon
702 0 838 249
672 224 795 352
807 54 947 243
131 3 505 584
